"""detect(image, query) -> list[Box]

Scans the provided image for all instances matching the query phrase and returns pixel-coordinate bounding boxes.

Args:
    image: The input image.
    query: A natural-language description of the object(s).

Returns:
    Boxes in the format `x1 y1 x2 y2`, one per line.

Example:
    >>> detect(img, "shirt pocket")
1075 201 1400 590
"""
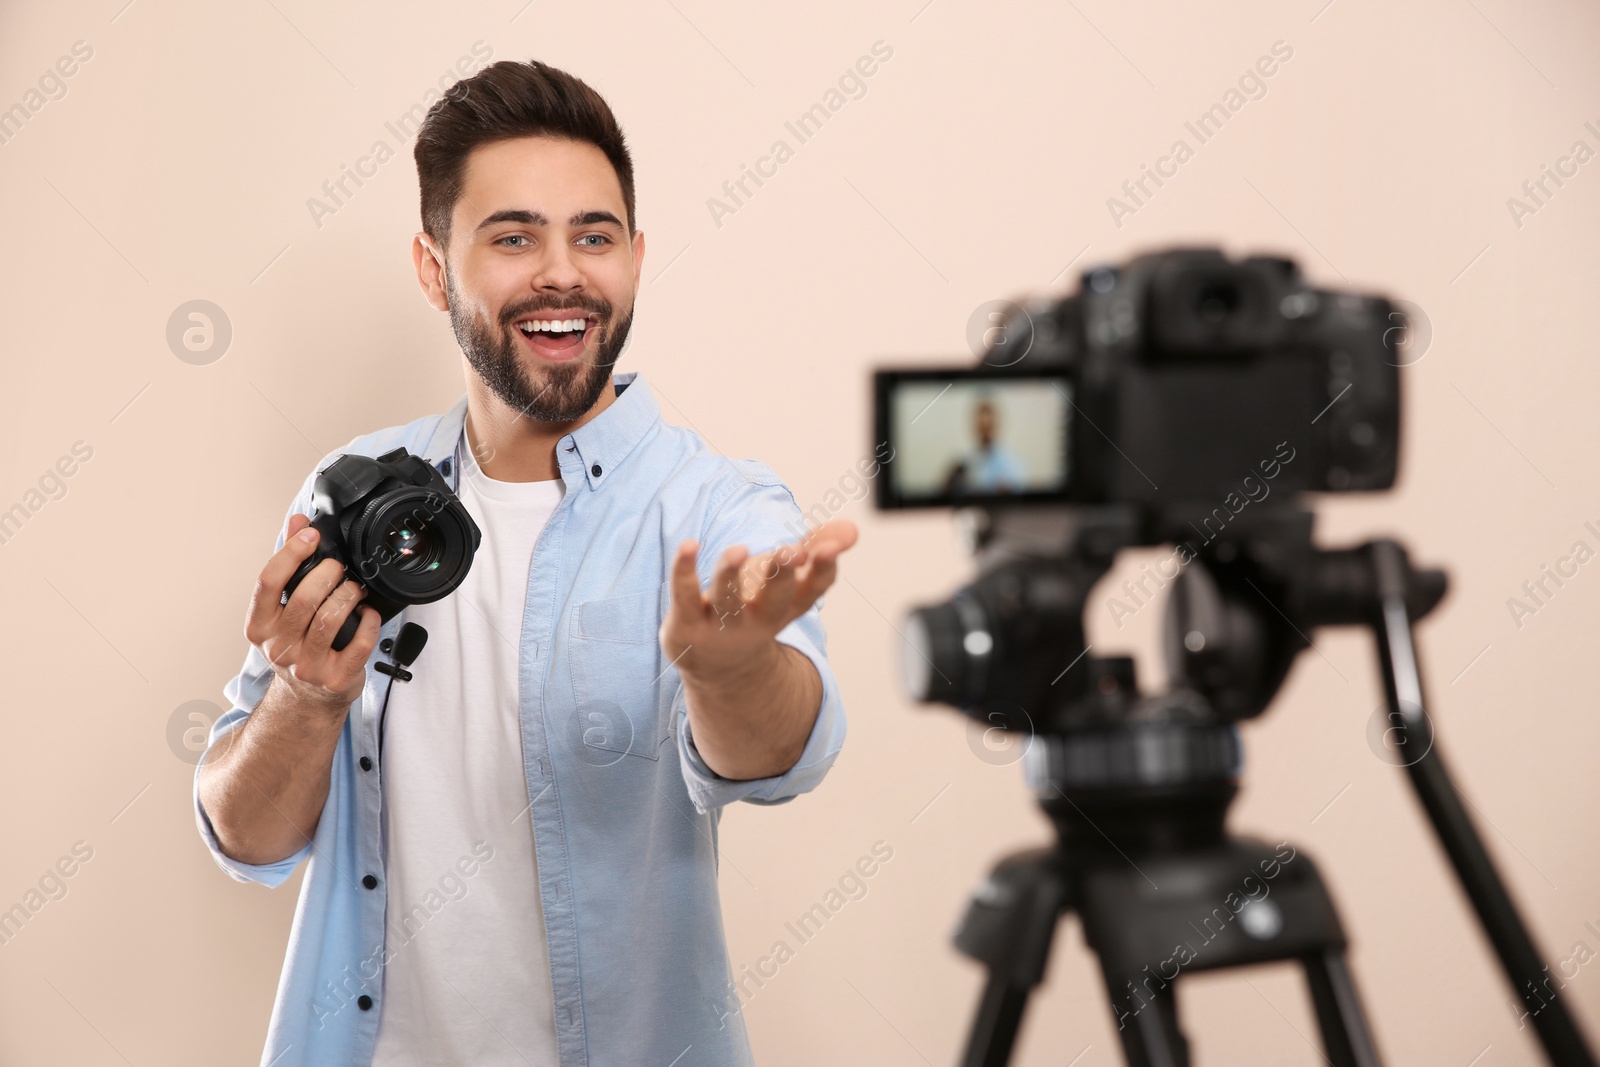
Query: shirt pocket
566 585 669 764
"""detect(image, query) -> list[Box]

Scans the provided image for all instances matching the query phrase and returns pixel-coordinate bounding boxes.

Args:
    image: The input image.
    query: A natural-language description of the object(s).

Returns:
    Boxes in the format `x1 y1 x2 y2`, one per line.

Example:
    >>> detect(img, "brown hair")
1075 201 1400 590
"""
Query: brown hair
413 60 635 251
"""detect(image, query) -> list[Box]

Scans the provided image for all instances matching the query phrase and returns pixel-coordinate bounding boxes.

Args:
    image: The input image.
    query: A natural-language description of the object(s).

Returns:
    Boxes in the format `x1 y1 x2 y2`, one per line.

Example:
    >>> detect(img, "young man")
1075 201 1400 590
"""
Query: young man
194 60 857 1067
944 397 1026 496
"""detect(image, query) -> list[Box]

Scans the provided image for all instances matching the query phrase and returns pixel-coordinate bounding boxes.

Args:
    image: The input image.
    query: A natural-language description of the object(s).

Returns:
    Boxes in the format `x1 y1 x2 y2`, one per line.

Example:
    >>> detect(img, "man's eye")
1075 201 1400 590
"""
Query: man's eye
578 234 610 248
497 235 529 248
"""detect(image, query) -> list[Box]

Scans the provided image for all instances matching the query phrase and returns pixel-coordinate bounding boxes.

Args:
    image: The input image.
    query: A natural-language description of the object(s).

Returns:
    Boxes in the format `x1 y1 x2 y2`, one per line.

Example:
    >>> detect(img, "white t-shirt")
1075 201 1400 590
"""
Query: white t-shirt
370 436 565 1066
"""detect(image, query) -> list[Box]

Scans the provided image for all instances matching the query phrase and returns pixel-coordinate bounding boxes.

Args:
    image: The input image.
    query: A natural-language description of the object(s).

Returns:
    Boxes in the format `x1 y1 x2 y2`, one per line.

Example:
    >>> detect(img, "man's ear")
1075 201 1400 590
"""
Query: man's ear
631 228 646 291
413 233 450 312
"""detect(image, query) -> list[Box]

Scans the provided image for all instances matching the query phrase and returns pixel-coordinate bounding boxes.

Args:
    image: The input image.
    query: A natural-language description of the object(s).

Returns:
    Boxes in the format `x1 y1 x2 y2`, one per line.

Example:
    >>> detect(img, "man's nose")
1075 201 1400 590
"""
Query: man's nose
531 239 584 291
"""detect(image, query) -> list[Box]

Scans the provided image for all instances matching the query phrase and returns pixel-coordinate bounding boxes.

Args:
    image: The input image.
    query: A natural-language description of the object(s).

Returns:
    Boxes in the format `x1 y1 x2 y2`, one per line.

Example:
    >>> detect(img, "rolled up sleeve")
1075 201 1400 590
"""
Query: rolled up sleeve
673 462 849 814
193 652 315 888
192 465 324 887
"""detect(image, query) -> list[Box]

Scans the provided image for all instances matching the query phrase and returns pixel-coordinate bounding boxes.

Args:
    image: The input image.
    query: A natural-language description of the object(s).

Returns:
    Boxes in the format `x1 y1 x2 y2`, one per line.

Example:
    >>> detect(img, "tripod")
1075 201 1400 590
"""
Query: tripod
949 520 1596 1066
959 808 1375 1066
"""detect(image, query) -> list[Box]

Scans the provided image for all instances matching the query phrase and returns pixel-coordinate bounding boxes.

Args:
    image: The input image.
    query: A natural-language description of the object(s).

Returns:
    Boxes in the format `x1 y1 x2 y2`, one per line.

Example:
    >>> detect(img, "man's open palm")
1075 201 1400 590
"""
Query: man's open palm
661 519 858 676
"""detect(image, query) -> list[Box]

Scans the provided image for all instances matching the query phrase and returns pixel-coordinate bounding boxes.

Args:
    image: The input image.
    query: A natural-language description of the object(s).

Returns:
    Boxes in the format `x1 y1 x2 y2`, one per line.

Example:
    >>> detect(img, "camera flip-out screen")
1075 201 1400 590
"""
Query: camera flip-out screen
875 367 1072 509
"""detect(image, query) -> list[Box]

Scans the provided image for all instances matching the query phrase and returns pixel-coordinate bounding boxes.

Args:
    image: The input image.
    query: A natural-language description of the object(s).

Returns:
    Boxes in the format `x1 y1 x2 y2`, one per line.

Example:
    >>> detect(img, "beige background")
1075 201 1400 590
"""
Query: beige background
2 0 1598 1063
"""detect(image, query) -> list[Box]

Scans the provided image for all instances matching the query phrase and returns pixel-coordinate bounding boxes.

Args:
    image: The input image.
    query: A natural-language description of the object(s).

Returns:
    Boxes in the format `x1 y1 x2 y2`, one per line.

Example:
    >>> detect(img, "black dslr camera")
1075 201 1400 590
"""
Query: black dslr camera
874 245 1401 517
281 447 481 651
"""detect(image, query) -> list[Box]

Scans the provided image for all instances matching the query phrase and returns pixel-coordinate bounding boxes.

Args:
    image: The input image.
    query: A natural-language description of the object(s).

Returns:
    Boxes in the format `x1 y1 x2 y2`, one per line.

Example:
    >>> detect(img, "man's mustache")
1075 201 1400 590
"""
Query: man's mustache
502 298 611 325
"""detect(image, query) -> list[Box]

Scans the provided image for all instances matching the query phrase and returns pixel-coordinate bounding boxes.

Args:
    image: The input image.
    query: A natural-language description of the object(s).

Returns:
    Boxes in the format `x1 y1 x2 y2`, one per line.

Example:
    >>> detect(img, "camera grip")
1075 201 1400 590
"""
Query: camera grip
331 609 362 653
281 547 364 652
279 553 320 605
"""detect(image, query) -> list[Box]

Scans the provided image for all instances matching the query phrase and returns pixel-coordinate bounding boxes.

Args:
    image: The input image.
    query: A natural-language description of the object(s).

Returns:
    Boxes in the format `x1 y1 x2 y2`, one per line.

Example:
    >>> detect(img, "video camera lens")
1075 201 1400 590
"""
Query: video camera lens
901 599 983 707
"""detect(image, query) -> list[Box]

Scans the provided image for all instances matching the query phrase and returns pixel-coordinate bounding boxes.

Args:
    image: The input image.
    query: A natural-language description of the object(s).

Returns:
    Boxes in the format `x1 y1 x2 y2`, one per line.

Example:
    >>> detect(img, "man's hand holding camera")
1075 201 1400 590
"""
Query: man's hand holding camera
246 513 382 713
199 513 384 868
661 518 858 781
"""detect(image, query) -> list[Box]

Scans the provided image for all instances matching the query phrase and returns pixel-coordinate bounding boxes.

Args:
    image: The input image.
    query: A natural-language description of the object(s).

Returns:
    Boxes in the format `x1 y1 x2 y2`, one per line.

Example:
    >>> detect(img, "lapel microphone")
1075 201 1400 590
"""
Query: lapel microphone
376 622 429 684
376 622 428 764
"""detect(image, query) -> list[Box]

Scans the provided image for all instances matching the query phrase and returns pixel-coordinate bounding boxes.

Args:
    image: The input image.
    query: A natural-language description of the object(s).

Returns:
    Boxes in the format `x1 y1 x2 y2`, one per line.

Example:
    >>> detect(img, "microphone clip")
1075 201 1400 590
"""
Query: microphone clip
376 622 429 683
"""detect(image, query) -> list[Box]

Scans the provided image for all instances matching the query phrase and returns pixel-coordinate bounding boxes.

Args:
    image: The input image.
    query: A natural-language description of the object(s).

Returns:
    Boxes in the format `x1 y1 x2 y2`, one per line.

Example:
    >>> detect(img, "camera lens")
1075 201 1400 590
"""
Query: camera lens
383 520 444 574
901 612 937 701
901 596 990 708
349 487 477 604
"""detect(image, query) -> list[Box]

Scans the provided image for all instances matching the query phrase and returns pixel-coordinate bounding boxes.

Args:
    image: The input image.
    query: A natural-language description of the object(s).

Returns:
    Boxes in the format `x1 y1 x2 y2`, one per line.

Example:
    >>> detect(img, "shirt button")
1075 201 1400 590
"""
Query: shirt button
591 463 602 477
358 995 374 1011
362 874 378 890
360 756 373 771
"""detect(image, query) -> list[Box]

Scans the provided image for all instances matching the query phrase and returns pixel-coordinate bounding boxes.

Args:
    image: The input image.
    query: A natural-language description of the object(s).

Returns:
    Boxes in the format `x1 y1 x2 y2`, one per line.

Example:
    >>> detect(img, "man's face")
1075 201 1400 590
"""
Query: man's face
974 402 996 446
425 135 644 422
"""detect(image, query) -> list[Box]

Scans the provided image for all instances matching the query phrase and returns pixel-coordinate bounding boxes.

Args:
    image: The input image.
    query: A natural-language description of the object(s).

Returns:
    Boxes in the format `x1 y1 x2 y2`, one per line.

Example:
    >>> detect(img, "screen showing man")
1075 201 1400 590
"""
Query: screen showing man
945 395 1028 494
886 376 1069 504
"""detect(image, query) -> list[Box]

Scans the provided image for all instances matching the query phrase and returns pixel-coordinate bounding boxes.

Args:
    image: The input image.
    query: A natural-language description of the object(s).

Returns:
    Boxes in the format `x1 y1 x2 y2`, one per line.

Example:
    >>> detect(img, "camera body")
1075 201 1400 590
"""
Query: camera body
874 247 1403 531
281 447 481 651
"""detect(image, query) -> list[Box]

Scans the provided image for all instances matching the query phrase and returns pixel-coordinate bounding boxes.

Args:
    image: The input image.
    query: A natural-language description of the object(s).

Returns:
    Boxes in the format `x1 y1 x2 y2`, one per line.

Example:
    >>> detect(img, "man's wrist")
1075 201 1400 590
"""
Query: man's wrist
679 637 787 702
679 639 815 781
263 673 356 739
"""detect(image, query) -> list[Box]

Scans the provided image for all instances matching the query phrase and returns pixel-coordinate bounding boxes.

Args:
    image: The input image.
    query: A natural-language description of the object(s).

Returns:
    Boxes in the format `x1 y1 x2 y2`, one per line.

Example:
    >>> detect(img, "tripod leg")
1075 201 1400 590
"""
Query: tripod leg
960 975 1031 1067
1102 966 1189 1067
954 849 1070 1067
1302 950 1383 1067
1370 541 1597 1067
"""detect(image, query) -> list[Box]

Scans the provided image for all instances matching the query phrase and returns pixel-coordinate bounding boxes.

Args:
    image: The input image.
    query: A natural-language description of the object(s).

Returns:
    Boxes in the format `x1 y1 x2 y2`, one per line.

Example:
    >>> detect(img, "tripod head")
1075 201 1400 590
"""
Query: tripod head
901 502 1448 854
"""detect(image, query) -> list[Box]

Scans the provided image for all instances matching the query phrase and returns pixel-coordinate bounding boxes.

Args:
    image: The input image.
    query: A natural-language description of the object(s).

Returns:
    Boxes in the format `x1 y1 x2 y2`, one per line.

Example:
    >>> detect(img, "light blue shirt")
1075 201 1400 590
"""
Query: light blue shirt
194 371 848 1066
963 444 1027 491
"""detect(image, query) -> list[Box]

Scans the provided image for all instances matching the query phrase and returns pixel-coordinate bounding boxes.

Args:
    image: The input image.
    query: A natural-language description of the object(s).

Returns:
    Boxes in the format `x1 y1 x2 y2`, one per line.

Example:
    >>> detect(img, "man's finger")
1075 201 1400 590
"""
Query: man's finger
750 544 805 607
802 554 839 591
708 545 748 618
247 513 323 642
668 540 707 624
803 518 860 561
793 540 846 606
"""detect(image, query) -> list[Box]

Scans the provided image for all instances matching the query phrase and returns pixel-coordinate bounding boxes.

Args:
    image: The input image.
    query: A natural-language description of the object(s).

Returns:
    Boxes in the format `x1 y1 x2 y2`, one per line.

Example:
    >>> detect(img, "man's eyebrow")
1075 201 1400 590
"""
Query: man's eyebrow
475 208 626 233
569 210 625 229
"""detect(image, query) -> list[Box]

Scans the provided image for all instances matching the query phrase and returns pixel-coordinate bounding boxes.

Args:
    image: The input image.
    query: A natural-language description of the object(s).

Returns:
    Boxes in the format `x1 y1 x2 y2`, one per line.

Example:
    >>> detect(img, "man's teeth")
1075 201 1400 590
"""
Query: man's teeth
517 318 588 335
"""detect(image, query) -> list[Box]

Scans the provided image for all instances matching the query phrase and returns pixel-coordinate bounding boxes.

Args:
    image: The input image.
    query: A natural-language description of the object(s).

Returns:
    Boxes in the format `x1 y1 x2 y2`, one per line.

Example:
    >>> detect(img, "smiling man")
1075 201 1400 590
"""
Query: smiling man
193 60 856 1067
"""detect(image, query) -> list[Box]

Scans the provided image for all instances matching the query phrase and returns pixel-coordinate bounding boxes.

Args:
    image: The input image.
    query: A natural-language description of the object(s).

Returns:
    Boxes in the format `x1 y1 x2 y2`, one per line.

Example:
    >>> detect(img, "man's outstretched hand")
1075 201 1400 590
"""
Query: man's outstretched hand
659 518 857 780
662 518 858 682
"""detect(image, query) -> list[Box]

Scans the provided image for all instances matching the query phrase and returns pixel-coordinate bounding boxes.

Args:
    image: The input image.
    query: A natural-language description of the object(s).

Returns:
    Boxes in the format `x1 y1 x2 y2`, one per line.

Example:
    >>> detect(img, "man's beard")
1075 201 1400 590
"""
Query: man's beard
445 269 634 422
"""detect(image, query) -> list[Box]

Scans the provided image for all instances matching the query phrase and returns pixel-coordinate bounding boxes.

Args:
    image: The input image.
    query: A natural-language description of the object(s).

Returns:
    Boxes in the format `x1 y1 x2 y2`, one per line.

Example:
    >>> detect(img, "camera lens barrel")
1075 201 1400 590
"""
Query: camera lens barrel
347 487 476 605
901 600 978 706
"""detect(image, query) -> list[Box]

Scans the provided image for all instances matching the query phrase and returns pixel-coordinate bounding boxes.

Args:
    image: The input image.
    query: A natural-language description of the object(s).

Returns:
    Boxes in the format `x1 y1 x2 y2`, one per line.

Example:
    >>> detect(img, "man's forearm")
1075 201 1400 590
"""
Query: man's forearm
680 640 822 781
197 674 349 867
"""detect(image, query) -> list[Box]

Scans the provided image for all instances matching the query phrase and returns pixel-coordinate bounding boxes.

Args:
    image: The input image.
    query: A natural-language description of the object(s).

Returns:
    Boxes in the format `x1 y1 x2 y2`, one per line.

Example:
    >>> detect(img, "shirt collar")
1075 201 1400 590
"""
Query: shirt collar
423 370 660 492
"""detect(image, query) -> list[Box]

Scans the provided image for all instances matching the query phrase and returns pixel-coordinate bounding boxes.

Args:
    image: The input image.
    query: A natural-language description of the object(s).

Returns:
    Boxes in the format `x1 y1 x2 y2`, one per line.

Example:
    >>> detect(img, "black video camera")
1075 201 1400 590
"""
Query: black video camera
873 246 1403 532
281 447 481 651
